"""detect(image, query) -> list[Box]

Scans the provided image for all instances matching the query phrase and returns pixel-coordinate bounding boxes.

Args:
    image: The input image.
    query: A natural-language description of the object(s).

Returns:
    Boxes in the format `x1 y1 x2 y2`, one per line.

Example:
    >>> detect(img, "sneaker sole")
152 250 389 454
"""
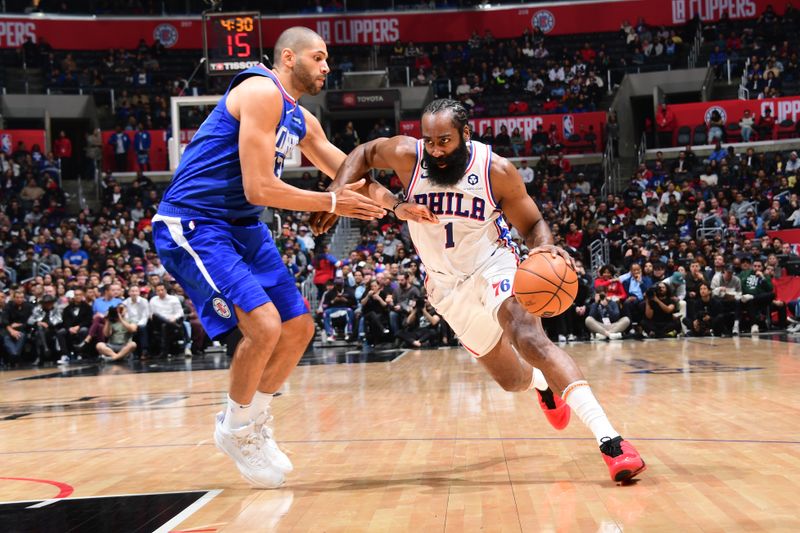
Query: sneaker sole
614 462 647 483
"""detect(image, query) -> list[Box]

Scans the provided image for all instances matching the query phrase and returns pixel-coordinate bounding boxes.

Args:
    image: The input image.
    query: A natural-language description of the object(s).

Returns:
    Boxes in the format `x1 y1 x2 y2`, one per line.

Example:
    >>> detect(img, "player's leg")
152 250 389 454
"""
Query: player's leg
498 297 646 482
153 215 286 487
475 335 571 430
430 262 570 431
246 227 316 474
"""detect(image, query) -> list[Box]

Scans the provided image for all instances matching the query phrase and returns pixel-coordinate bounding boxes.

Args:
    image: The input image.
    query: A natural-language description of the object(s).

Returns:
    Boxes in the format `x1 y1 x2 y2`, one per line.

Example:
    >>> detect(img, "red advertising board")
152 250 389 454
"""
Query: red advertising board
0 0 792 50
400 111 607 152
667 95 800 139
0 129 47 154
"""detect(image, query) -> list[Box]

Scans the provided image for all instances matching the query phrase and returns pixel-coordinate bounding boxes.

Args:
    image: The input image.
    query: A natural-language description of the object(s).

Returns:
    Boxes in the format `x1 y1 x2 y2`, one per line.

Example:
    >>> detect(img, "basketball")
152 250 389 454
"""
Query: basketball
513 251 578 317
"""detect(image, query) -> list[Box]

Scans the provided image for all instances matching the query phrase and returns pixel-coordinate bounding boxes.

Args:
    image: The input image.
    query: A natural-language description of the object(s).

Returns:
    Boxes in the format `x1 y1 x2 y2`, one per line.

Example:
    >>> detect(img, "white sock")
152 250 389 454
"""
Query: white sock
223 395 252 431
563 381 620 446
250 390 274 417
527 367 549 391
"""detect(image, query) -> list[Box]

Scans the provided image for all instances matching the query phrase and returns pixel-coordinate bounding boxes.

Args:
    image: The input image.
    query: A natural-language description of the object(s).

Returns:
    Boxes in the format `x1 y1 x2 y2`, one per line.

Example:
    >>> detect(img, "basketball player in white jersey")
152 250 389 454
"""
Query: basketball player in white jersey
313 99 645 483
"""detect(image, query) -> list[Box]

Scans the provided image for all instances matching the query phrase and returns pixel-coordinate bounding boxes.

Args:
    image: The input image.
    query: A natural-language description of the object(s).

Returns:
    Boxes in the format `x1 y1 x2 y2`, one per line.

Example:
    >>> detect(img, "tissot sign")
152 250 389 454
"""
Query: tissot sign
1 1 792 49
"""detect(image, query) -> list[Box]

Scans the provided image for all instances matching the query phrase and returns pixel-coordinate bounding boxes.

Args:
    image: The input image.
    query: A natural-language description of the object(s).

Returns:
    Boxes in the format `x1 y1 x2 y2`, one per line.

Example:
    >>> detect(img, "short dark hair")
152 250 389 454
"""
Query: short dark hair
423 98 469 130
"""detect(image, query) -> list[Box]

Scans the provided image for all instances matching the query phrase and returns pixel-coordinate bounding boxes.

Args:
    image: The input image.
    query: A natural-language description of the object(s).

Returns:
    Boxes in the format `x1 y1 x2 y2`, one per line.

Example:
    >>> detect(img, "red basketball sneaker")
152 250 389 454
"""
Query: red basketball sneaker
600 436 646 483
536 388 571 430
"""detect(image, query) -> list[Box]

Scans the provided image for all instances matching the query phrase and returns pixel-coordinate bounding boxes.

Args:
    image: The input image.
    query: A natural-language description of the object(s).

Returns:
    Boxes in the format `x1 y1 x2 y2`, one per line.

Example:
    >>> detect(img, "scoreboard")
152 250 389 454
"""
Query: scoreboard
202 12 263 76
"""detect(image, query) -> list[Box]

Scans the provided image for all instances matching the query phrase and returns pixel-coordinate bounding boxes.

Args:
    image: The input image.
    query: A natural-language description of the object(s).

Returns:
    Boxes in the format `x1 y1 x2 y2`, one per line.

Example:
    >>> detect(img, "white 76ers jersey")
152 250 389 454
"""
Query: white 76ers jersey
406 139 519 279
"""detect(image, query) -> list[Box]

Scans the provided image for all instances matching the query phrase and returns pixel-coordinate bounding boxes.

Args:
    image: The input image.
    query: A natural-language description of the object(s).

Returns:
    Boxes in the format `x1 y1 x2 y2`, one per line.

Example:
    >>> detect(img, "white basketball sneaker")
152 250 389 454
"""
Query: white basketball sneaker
214 414 285 489
253 409 294 473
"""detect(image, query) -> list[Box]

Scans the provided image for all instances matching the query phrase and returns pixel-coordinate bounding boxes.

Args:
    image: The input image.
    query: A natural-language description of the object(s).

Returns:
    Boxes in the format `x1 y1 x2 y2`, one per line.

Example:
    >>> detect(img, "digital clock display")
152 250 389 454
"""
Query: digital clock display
203 12 263 76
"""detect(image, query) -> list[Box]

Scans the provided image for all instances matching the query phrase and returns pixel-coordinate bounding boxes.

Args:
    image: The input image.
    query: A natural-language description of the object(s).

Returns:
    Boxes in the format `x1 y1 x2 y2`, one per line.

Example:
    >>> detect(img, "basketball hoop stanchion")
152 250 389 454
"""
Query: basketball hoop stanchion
178 57 207 97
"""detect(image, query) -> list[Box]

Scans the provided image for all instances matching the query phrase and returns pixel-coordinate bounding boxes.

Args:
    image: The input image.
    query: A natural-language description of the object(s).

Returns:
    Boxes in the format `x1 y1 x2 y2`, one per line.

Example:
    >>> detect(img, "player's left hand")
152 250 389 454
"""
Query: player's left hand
531 244 575 270
395 202 439 224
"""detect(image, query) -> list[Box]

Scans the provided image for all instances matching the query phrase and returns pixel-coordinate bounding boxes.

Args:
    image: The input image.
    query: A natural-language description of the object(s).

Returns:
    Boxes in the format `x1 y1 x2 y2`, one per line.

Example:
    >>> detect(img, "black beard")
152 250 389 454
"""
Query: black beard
422 137 469 187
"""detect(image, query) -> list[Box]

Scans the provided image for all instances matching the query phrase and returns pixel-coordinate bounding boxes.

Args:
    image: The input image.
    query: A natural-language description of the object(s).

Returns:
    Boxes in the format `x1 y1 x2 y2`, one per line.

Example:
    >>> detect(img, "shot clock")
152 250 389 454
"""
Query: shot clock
202 11 263 75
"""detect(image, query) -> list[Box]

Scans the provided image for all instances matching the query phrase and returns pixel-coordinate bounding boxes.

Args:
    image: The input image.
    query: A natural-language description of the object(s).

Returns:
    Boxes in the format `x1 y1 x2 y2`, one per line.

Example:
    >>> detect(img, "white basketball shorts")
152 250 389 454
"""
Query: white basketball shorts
425 247 518 357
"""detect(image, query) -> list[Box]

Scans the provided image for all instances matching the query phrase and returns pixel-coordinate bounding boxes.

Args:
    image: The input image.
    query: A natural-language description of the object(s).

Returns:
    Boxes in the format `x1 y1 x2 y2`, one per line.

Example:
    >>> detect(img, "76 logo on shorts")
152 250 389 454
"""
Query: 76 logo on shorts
492 279 511 297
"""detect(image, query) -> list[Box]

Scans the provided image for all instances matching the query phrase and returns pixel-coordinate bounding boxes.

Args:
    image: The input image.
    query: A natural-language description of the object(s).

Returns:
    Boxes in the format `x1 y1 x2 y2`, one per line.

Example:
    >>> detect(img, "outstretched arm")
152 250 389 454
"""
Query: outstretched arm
234 77 384 220
310 136 437 234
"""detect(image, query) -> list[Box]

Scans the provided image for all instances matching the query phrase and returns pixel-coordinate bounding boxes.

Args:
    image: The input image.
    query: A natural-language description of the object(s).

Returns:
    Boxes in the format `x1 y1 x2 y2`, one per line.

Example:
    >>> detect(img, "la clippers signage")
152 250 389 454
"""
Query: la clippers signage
0 0 792 49
400 111 607 152
668 95 800 133
327 90 398 111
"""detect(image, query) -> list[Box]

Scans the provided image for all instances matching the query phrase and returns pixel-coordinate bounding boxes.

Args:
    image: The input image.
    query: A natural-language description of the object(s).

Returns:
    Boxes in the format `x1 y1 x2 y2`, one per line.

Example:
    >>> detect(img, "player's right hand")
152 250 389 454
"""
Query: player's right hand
309 211 338 235
334 179 386 220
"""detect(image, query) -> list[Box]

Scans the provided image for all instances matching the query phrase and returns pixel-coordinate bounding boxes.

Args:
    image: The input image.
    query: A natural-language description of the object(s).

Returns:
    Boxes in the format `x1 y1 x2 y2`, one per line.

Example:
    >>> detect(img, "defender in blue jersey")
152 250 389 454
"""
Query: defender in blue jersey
152 27 401 489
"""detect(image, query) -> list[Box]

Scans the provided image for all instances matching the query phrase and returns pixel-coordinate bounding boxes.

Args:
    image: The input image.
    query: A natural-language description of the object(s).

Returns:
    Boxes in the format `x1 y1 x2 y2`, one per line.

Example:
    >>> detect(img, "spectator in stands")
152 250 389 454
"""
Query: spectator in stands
494 125 512 157
56 288 92 362
390 272 421 337
28 293 62 364
479 126 495 146
134 124 151 172
584 288 629 340
63 238 89 269
321 278 356 342
123 284 150 358
757 108 775 140
785 151 800 175
312 243 338 298
594 265 627 300
711 264 742 335
684 283 724 336
108 125 130 172
396 296 441 349
149 283 184 357
707 110 726 143
53 130 73 180
2 290 33 363
510 127 525 157
642 282 679 337
359 279 391 346
96 304 137 362
709 46 728 80
655 103 676 148
339 121 360 154
739 258 785 333
739 110 755 142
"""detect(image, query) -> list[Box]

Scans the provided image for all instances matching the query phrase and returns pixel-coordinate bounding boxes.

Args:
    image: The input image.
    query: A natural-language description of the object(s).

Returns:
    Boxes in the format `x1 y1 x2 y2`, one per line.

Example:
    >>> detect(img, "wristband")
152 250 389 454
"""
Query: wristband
329 191 337 213
392 199 406 213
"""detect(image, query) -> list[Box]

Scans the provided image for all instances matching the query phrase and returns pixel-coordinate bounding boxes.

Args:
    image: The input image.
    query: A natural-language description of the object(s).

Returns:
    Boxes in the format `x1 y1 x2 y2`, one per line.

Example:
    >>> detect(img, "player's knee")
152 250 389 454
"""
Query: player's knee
296 314 315 343
244 315 282 348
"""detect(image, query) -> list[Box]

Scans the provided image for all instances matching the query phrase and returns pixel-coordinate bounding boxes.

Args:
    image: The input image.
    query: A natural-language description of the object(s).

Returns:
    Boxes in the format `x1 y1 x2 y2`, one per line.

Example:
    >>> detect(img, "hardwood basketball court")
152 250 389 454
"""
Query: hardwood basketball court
1 336 798 532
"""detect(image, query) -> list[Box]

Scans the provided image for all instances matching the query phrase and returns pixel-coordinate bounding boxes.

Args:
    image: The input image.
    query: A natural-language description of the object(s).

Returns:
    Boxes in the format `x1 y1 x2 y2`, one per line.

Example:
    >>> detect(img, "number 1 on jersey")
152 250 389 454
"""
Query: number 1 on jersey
444 222 455 248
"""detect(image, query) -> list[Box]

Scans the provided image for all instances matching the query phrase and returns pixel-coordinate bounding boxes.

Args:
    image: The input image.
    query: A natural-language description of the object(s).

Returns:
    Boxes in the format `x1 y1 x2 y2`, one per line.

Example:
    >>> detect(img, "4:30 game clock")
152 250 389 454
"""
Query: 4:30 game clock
203 12 263 76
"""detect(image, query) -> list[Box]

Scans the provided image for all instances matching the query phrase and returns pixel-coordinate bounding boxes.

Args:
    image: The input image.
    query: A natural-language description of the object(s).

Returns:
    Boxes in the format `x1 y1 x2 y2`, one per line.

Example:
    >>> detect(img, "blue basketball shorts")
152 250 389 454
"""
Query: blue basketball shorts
152 213 308 340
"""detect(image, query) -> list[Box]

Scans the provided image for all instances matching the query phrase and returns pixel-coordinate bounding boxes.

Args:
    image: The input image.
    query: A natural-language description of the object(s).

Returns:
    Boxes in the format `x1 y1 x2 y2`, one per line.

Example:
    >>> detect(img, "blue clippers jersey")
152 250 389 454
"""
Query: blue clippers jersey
160 65 307 219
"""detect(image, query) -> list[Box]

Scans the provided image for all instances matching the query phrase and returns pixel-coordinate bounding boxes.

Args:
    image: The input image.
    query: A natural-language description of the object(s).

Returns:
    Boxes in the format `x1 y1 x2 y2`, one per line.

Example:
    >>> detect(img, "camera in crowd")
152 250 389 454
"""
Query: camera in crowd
645 287 657 300
107 305 120 322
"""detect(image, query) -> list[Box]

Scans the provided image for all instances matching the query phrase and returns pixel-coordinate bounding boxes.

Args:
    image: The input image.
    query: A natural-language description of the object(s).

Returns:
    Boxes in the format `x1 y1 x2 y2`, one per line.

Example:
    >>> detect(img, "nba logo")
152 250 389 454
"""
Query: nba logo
562 115 575 138
1 134 11 155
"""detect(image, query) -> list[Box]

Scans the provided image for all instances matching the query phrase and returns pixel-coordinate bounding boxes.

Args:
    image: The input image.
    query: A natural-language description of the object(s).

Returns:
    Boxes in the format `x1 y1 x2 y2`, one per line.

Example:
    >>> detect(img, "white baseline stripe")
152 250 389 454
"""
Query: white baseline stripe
3 489 216 507
152 489 223 533
153 214 221 293
27 498 59 508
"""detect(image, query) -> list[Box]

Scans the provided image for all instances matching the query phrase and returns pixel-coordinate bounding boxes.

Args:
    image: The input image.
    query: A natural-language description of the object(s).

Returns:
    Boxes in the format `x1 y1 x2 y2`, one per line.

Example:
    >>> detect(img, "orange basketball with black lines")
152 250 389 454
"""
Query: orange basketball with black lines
513 251 578 317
